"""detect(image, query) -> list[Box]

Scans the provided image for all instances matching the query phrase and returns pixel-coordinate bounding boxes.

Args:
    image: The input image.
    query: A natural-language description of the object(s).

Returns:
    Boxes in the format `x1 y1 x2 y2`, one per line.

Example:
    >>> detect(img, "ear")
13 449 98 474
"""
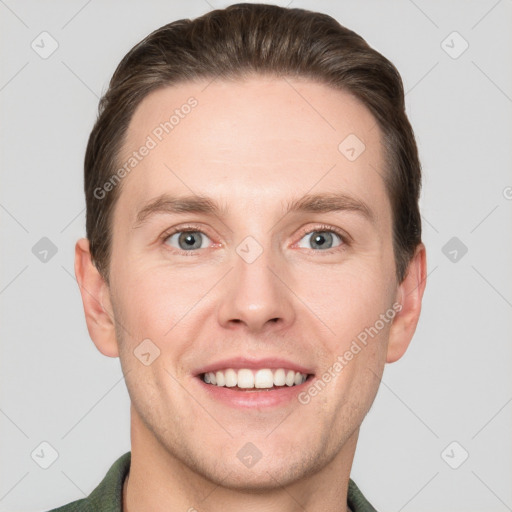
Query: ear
386 243 427 363
74 238 119 358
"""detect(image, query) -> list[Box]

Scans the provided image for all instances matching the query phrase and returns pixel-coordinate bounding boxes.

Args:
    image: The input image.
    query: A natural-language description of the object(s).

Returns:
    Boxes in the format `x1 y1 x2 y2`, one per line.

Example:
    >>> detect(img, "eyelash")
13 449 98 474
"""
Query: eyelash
160 223 349 256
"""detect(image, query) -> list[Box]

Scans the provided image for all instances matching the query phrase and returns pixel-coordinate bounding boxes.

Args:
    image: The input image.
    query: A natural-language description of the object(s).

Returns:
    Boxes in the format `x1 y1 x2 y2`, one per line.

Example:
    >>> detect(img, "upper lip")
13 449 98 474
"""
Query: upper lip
194 356 315 376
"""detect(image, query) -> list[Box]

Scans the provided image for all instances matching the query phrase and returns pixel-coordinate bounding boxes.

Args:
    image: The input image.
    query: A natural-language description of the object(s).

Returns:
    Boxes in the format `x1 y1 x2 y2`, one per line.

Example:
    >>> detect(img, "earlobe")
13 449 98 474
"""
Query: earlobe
386 243 427 363
74 238 119 358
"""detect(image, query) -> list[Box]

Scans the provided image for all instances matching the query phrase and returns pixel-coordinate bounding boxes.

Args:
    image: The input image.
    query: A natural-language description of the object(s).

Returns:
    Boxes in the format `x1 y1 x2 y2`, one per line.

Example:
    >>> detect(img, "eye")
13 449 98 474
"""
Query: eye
164 229 212 252
296 228 344 251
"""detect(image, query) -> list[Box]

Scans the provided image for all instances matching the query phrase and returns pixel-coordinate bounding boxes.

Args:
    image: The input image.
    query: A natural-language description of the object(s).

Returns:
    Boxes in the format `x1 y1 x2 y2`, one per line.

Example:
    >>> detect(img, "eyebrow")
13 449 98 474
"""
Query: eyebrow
134 192 374 227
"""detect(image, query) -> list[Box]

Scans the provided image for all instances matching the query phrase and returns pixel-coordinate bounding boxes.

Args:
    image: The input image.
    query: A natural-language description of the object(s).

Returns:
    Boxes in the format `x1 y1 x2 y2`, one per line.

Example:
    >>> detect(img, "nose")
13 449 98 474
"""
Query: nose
217 240 296 333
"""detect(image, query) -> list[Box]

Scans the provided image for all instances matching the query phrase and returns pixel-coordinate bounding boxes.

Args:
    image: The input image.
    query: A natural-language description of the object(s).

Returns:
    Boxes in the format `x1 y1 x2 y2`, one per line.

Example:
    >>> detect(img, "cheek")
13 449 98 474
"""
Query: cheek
110 262 221 376
299 261 396 410
112 265 192 338
294 260 395 340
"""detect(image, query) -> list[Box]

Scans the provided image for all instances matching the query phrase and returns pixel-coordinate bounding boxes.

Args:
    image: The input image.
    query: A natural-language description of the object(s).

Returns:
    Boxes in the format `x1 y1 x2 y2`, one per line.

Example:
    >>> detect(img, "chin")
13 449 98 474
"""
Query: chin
203 461 308 492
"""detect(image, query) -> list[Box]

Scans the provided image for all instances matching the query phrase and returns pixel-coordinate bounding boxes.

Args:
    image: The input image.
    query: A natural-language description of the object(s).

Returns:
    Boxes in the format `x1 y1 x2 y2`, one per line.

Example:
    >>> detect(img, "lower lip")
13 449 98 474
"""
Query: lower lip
195 375 314 408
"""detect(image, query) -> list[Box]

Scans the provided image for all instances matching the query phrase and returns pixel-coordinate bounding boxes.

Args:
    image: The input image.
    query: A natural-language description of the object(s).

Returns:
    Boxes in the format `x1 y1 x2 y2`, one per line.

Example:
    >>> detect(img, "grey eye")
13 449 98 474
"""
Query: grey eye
297 231 342 250
166 231 211 251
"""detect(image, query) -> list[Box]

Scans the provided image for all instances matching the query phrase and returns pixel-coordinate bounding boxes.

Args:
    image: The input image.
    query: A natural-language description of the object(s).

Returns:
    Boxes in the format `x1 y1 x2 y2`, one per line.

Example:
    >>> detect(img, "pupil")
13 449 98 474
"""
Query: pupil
180 232 201 249
312 232 332 249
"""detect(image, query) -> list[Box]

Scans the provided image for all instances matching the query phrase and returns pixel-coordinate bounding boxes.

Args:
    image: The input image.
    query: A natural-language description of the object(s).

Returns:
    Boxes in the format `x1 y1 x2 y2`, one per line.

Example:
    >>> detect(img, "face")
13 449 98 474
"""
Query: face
81 76 421 489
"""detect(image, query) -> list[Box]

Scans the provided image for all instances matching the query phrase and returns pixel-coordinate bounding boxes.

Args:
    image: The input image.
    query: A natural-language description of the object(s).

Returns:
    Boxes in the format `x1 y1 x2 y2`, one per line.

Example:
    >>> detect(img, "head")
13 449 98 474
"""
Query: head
76 3 426 490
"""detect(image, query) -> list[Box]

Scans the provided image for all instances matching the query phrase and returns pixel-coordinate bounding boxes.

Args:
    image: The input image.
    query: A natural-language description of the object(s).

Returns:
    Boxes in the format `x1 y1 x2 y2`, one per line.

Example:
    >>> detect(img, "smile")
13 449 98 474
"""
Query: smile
201 368 310 390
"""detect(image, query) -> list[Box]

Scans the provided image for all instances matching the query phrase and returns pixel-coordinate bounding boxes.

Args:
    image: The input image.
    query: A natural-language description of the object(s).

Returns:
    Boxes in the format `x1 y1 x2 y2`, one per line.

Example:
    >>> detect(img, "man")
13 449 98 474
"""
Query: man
50 3 426 511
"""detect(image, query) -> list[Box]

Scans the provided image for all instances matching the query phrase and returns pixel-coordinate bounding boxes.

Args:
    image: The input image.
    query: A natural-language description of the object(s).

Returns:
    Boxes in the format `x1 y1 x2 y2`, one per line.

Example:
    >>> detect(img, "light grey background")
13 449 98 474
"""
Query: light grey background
1 1 511 511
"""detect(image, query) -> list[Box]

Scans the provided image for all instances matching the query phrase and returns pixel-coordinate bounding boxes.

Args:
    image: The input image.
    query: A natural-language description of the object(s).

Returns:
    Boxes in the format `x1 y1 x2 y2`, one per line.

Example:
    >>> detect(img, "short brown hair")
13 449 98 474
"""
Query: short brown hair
85 2 421 283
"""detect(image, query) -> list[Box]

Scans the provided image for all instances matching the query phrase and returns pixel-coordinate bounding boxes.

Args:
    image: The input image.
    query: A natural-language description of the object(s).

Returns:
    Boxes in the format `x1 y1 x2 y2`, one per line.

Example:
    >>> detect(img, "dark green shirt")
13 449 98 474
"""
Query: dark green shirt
47 451 378 512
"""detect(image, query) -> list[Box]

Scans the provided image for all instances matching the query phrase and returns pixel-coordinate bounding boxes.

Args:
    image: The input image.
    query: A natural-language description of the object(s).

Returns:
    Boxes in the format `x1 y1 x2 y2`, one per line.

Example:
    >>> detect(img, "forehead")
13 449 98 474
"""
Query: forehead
115 76 389 225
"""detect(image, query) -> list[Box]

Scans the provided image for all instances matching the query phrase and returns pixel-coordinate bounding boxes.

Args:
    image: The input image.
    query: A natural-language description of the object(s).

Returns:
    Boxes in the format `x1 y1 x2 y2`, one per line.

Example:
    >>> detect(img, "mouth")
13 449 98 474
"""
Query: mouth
198 368 315 391
193 357 315 407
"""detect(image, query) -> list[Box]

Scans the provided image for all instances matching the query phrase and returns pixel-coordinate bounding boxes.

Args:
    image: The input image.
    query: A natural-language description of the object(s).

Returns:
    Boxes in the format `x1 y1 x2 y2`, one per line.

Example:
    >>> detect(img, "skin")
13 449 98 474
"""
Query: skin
75 76 426 512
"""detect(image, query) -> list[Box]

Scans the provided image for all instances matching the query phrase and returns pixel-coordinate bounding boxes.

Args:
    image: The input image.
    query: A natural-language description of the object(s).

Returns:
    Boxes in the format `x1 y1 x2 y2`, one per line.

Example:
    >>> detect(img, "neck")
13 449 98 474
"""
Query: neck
123 405 358 512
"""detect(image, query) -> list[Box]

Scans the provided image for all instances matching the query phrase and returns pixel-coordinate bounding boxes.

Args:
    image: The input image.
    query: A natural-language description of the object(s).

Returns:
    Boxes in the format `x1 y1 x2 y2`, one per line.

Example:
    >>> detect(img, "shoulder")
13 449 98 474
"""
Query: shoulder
347 478 379 512
45 452 131 512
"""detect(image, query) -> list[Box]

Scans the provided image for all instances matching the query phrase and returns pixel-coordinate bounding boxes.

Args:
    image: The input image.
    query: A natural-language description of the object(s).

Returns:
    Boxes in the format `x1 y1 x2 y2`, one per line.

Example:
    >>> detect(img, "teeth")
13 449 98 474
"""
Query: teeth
285 370 295 387
237 369 254 388
273 368 286 386
215 371 225 387
254 369 274 388
202 368 308 389
224 369 237 387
